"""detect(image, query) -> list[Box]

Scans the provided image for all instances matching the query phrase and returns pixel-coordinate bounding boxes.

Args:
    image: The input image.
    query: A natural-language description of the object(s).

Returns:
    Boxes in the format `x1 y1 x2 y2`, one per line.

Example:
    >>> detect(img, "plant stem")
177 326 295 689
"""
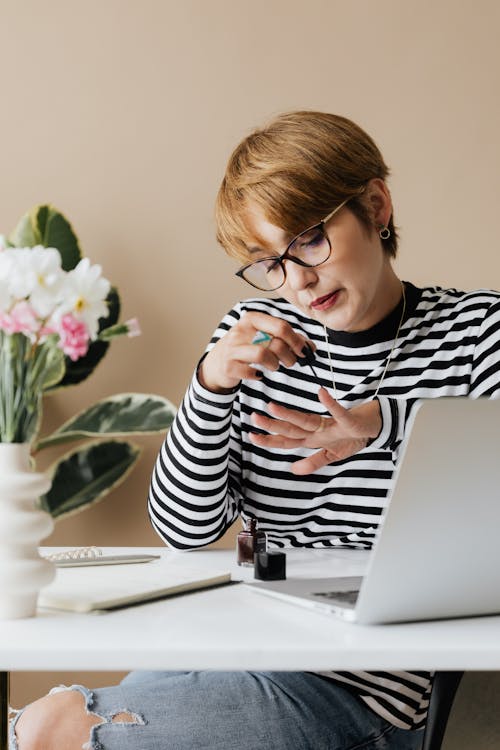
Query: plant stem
0 332 42 443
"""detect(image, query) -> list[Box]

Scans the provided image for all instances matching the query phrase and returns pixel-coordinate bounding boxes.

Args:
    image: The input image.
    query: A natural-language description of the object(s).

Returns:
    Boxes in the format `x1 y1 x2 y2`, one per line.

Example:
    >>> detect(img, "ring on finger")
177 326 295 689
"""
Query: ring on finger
314 415 329 432
252 330 273 348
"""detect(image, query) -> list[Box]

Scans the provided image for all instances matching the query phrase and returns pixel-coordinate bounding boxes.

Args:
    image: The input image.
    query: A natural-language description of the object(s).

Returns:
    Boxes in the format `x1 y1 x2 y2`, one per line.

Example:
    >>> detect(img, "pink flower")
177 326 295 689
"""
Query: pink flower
57 313 90 361
125 318 141 337
0 312 11 333
0 301 40 337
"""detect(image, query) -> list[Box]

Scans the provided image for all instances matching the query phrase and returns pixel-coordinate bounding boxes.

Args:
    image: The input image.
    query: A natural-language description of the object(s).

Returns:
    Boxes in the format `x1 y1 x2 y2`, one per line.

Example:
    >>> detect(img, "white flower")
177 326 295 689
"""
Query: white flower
3 247 36 299
0 246 63 313
0 278 10 312
25 246 65 318
0 251 14 310
59 258 111 338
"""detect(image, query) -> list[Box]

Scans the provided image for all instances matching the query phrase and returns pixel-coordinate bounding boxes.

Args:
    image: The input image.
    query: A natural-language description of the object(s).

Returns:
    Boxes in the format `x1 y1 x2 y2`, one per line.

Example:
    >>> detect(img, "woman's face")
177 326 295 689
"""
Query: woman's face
242 181 401 332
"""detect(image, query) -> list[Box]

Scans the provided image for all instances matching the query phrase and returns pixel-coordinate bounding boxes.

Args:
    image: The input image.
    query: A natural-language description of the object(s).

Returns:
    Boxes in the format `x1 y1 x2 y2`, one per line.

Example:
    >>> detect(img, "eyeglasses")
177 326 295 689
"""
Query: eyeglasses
235 196 352 292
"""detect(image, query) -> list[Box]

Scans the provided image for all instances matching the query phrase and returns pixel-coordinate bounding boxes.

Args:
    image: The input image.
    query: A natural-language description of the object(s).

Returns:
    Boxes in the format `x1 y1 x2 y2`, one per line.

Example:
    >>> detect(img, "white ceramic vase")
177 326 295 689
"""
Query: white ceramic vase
0 443 56 619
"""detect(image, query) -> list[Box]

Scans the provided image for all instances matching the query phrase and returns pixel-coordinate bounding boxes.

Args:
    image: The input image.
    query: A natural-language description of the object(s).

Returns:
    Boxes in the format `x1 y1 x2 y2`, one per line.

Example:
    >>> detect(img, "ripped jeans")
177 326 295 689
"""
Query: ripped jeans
10 670 424 750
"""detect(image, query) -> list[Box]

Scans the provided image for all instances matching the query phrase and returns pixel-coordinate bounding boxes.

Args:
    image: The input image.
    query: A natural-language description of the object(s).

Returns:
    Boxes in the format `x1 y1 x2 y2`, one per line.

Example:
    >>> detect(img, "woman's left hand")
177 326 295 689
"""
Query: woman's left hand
249 387 382 475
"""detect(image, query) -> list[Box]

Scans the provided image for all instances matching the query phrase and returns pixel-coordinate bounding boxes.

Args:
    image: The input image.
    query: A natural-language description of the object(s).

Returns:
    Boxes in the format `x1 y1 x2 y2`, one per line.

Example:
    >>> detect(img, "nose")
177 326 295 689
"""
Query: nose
283 259 318 291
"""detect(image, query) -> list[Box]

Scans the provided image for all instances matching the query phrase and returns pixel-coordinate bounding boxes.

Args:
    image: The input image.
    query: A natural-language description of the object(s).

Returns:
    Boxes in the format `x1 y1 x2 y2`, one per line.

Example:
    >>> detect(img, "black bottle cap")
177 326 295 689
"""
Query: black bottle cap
254 551 286 580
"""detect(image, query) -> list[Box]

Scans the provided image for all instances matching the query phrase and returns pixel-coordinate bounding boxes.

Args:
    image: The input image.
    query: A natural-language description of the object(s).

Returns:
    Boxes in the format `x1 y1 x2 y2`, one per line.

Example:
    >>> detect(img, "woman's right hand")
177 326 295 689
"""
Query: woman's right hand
198 312 313 393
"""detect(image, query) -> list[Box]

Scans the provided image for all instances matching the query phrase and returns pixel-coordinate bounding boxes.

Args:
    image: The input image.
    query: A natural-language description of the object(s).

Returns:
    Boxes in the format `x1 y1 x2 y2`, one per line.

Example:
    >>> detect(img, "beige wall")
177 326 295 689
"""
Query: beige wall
4 0 500 741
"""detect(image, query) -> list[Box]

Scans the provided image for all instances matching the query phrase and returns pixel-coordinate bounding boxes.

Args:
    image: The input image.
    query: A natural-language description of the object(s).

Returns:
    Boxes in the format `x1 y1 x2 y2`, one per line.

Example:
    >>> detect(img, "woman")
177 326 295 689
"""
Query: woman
12 111 500 749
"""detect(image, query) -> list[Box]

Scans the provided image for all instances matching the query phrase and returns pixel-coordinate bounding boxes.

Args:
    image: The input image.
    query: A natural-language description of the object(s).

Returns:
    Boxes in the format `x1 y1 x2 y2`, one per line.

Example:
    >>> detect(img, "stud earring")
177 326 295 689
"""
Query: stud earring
379 225 391 240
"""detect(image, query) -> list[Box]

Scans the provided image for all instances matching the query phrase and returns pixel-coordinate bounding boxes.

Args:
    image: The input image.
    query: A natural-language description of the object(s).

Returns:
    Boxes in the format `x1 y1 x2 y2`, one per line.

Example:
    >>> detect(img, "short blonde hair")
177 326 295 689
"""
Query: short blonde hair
215 111 398 263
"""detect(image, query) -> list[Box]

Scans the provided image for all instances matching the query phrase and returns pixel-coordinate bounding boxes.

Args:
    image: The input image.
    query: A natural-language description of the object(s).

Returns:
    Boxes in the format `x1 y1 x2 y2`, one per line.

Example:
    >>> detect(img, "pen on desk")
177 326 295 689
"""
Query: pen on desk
43 547 162 567
51 554 162 567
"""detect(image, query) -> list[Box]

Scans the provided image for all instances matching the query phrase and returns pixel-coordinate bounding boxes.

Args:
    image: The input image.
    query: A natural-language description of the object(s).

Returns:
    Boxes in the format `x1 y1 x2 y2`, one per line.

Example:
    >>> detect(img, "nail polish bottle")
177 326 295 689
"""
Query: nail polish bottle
254 551 287 580
236 518 267 566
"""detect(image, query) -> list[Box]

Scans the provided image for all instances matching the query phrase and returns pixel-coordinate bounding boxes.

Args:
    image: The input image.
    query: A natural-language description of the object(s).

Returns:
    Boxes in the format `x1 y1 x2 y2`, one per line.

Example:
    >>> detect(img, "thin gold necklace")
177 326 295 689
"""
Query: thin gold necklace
321 281 407 401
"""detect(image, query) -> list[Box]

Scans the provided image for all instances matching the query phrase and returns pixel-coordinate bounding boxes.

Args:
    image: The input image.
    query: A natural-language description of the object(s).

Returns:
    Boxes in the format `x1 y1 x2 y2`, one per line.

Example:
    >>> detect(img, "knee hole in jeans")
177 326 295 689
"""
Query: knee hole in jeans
12 686 143 750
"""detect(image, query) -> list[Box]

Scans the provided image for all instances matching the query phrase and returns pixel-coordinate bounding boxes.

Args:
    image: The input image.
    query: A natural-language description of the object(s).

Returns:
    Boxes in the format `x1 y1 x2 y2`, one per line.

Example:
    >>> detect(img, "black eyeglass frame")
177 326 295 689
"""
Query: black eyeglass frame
235 195 357 291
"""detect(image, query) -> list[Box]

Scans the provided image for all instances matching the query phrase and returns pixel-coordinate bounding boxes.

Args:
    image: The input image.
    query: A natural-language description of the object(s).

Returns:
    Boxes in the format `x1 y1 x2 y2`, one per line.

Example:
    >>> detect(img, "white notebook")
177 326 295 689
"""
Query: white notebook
38 556 232 613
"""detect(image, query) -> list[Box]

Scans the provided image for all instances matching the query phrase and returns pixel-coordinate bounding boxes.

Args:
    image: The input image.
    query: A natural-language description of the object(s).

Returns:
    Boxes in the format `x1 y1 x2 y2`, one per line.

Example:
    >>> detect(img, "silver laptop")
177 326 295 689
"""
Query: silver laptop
248 397 500 624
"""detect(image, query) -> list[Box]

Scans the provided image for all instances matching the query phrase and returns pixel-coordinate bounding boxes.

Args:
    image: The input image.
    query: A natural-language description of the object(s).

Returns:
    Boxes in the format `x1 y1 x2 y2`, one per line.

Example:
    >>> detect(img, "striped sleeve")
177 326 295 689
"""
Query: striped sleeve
148 306 245 549
470 298 500 397
370 396 419 457
374 295 500 459
148 373 242 548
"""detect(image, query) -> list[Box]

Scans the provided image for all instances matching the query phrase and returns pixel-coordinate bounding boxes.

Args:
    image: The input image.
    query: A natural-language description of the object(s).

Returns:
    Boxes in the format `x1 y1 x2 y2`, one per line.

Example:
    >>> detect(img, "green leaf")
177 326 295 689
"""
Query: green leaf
35 205 50 239
51 287 121 390
40 440 141 520
39 345 66 391
8 205 82 272
42 208 81 270
36 393 176 450
8 211 41 247
55 340 110 389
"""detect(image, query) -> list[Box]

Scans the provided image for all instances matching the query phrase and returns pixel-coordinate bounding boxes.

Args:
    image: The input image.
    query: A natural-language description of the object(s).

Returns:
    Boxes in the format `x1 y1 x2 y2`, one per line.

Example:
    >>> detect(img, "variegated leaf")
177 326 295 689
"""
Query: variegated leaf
36 393 176 450
40 440 141 519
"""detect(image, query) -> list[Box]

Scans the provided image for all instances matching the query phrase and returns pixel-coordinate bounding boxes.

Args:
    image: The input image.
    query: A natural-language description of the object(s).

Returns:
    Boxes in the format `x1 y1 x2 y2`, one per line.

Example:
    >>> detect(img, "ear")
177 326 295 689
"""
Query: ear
364 178 393 228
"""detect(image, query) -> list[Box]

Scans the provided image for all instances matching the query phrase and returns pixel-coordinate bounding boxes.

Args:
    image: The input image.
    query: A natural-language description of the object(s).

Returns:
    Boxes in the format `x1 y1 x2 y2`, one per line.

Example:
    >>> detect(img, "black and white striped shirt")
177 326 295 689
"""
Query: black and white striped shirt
148 282 500 730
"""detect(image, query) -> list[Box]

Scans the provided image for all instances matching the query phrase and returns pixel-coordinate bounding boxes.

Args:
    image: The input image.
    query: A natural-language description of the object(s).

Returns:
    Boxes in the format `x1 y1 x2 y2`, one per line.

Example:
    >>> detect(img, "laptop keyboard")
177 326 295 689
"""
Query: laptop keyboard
312 590 360 607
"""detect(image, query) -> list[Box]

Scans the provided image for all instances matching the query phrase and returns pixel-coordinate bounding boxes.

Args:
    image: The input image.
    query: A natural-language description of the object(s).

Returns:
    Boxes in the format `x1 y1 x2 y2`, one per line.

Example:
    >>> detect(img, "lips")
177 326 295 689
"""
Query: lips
310 290 341 311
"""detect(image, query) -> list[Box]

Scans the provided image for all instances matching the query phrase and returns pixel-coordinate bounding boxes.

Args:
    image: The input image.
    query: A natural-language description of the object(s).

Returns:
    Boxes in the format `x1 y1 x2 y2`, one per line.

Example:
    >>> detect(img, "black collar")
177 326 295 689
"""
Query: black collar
326 281 422 347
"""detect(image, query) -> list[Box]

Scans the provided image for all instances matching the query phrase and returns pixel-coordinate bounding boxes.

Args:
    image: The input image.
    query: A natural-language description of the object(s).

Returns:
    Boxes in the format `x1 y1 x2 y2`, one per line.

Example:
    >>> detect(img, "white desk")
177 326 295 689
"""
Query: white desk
1 547 500 674
2 547 500 749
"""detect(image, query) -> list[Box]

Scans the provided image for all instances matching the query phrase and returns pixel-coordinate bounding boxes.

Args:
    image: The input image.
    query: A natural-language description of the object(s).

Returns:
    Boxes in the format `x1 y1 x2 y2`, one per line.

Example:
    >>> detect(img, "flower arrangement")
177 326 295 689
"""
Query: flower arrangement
0 204 176 519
